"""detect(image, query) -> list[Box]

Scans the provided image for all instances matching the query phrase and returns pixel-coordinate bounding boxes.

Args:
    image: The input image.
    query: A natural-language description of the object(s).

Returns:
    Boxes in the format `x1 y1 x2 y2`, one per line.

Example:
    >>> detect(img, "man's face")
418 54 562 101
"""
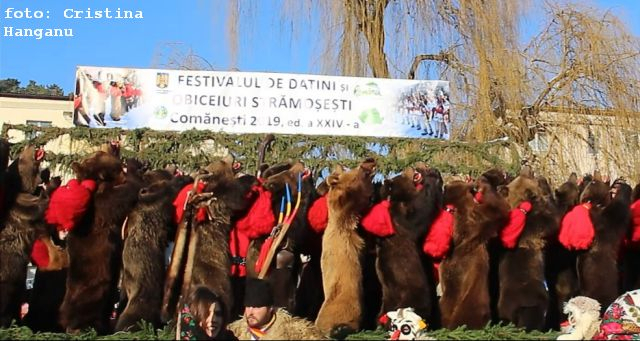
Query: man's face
244 306 273 328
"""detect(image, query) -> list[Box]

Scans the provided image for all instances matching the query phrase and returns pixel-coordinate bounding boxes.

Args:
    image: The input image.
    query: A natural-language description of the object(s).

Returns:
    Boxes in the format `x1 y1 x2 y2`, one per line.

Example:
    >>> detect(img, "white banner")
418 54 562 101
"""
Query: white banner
73 66 451 139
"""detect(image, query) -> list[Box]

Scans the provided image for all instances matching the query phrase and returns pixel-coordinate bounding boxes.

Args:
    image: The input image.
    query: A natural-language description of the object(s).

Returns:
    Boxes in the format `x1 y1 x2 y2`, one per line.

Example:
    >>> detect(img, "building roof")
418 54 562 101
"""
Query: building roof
0 92 72 101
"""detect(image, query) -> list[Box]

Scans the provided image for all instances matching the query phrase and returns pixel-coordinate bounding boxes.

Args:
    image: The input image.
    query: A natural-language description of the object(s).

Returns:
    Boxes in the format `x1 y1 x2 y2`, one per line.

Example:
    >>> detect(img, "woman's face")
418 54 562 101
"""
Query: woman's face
201 302 224 337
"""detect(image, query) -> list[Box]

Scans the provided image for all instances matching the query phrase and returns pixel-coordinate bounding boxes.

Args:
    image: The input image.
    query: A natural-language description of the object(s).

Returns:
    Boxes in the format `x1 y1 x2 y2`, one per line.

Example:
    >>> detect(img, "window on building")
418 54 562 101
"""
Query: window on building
587 128 597 156
63 111 73 122
529 132 549 153
26 120 52 140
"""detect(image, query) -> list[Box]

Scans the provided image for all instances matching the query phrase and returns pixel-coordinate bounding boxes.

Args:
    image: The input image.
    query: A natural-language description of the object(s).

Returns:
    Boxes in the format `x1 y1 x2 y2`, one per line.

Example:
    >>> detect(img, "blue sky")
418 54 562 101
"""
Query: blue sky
0 0 638 94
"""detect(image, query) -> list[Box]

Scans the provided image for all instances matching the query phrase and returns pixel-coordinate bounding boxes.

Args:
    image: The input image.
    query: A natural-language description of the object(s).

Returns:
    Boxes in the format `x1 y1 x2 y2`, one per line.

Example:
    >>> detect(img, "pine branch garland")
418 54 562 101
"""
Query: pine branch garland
1 124 519 177
0 322 560 340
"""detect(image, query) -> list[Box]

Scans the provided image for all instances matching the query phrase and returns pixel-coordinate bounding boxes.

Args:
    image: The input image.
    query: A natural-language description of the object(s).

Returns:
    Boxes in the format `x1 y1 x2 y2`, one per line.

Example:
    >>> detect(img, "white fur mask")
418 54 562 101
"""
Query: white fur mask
385 308 428 340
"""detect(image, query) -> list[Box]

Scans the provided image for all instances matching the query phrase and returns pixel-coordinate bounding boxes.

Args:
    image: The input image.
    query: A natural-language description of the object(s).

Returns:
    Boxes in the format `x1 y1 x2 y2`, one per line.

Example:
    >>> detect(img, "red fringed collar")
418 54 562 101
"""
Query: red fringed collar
558 201 595 250
45 179 97 234
422 204 456 260
307 195 329 233
500 201 532 248
361 199 396 237
234 184 276 239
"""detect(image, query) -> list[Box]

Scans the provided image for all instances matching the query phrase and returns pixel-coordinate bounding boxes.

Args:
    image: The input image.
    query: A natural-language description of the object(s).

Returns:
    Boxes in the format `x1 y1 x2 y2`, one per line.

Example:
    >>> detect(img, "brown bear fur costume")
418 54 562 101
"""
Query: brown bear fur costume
315 158 376 338
438 180 510 330
374 166 440 321
59 151 140 334
245 161 318 314
115 173 190 331
0 146 47 327
623 183 640 292
497 174 559 331
0 138 10 215
576 180 631 312
178 159 254 321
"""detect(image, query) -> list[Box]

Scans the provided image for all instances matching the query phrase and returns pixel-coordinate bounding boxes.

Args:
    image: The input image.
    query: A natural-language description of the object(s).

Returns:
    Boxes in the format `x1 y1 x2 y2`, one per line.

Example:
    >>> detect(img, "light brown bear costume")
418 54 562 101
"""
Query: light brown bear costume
315 158 377 338
438 180 510 329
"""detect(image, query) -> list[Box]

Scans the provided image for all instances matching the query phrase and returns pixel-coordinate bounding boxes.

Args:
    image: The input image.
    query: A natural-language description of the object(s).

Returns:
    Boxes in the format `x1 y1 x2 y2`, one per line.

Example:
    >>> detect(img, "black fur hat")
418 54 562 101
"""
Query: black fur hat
244 278 274 308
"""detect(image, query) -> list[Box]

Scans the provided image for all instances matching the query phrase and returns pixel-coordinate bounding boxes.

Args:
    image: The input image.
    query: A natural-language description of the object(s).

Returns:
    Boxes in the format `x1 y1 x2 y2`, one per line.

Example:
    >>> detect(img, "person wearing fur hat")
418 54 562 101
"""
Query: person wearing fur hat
228 278 327 340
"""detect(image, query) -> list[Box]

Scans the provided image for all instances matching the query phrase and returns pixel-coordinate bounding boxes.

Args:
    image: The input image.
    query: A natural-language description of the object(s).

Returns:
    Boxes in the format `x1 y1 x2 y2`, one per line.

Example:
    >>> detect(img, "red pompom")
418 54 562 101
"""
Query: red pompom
235 185 276 239
35 148 45 161
500 201 532 248
307 195 329 233
45 179 97 232
361 200 395 237
30 239 49 268
474 191 484 203
422 205 455 259
378 313 389 326
558 202 595 250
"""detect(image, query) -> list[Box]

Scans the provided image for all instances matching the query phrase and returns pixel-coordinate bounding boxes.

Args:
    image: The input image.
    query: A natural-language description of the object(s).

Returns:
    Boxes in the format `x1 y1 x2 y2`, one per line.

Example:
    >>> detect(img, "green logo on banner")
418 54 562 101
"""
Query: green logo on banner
354 82 381 96
359 108 383 124
154 106 168 119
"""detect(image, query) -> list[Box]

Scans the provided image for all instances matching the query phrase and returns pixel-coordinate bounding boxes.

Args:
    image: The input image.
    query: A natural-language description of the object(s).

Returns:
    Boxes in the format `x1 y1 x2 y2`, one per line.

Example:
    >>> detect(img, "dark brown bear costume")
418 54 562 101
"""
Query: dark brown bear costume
176 159 254 321
115 173 190 331
59 150 140 334
364 166 439 322
623 182 640 291
497 174 559 331
0 145 47 327
545 175 581 329
575 180 631 312
438 179 510 330
0 138 10 216
315 158 376 338
245 161 317 314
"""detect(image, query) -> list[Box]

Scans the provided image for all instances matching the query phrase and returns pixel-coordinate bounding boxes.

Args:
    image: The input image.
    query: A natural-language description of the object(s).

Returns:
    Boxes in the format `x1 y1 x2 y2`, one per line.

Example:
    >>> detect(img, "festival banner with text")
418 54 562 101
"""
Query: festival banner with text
74 66 451 139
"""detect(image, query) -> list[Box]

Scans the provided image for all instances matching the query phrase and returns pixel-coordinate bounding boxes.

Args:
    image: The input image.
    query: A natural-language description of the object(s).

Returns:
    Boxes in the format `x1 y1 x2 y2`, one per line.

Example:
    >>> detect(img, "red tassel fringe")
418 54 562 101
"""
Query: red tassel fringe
558 202 595 250
500 201 532 248
361 200 395 237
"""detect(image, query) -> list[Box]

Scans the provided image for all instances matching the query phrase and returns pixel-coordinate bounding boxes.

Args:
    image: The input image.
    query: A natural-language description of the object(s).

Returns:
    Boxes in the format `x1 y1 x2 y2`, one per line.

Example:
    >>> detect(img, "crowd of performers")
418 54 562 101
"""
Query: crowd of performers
395 90 451 139
74 70 143 127
0 139 639 340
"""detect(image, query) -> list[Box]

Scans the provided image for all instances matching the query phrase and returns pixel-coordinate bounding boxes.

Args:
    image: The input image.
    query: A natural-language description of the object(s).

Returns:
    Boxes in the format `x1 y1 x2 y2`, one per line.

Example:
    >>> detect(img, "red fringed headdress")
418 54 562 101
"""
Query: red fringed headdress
422 205 455 259
45 179 97 233
307 195 328 233
361 199 395 237
500 201 532 248
558 202 595 250
234 184 276 239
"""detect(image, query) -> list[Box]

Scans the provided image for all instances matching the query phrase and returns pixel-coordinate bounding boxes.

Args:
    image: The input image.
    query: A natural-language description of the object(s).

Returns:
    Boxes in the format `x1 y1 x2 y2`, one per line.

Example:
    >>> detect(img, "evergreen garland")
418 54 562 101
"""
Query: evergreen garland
0 322 561 340
1 124 520 177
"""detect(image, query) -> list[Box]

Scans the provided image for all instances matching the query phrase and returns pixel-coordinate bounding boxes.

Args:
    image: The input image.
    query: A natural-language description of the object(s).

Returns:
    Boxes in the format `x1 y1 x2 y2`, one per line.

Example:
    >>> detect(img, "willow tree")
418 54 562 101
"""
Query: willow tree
227 0 640 180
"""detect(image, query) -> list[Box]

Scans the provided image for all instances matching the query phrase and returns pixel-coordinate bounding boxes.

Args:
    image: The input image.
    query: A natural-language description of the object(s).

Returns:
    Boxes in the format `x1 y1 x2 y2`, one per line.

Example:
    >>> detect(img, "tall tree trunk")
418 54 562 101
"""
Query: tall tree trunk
351 0 390 78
